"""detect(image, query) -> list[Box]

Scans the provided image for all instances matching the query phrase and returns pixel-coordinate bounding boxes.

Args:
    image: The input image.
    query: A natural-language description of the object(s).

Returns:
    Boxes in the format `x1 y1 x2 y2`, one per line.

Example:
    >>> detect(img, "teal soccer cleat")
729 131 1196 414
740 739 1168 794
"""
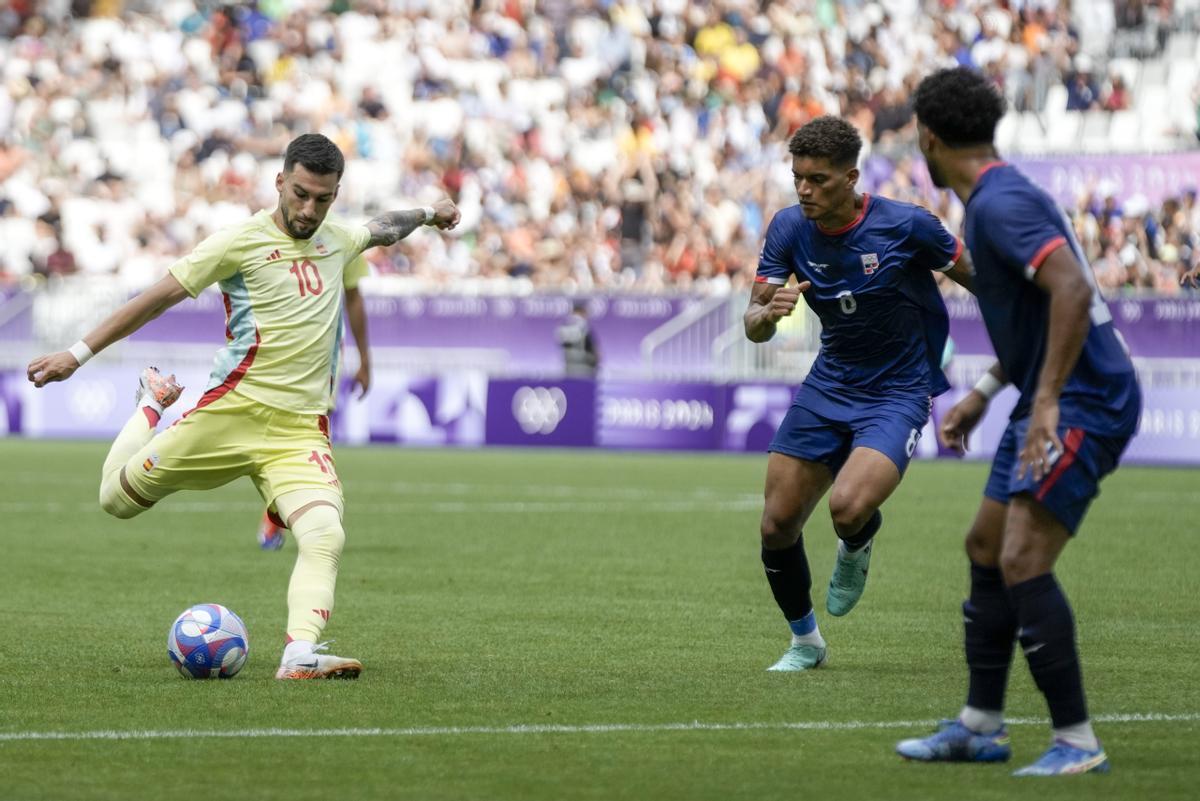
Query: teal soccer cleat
766 643 827 672
896 719 1013 762
826 540 872 616
1013 741 1110 776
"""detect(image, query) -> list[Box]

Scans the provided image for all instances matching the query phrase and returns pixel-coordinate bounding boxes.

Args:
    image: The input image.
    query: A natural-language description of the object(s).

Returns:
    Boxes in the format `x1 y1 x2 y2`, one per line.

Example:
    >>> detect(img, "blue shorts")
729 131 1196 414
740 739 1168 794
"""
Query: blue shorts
984 417 1130 534
769 383 931 475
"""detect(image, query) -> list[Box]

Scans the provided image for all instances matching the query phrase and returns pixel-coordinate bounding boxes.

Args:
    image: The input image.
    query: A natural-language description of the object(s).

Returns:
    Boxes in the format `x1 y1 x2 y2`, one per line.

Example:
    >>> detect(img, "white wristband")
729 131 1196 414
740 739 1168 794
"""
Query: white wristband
421 206 436 224
973 372 1003 401
68 340 94 367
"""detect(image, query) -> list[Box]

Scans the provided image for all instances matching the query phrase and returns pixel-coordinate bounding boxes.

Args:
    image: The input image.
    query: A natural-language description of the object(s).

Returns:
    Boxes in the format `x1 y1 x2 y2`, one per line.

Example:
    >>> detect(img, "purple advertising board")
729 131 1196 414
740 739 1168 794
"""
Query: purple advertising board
354 294 687 375
946 295 1200 358
597 380 724 450
127 292 689 375
331 371 487 446
1009 153 1200 208
485 378 596 447
4 369 1200 466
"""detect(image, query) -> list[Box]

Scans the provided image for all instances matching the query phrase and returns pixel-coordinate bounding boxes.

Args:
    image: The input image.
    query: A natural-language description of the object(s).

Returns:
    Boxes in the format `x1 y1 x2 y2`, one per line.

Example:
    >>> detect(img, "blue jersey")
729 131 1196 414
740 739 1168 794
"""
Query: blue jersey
757 194 961 397
964 163 1140 436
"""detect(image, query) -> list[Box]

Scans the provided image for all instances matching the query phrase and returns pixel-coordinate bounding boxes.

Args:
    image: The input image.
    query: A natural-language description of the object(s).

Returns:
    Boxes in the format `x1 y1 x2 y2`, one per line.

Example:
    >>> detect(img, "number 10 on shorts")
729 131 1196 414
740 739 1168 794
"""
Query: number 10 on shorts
308 450 340 487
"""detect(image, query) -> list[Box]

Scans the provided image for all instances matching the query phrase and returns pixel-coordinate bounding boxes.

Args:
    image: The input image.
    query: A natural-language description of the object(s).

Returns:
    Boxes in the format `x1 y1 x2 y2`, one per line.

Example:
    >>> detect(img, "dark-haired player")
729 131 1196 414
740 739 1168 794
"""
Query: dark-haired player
746 116 974 671
896 68 1140 775
27 134 461 680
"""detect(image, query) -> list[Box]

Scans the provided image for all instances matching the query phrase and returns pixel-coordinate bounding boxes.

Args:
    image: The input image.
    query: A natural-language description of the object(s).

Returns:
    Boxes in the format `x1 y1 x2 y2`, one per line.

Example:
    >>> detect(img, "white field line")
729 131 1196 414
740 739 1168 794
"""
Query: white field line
1 712 1195 743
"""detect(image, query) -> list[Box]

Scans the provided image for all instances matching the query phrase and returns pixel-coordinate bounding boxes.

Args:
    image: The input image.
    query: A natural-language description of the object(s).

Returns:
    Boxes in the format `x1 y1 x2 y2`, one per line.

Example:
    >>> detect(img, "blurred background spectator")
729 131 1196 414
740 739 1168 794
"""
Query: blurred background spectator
1 0 1198 296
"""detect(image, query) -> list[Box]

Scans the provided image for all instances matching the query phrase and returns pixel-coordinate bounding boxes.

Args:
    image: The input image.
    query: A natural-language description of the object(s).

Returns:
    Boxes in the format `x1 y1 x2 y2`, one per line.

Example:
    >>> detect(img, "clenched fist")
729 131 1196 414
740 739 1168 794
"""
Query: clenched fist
765 281 811 322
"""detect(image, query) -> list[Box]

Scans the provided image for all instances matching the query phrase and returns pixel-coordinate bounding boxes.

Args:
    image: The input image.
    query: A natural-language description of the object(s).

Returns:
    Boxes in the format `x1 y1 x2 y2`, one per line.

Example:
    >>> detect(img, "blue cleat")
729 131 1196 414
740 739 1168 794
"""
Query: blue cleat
826 540 872 616
766 643 827 672
896 719 1012 762
257 511 286 551
1013 741 1110 776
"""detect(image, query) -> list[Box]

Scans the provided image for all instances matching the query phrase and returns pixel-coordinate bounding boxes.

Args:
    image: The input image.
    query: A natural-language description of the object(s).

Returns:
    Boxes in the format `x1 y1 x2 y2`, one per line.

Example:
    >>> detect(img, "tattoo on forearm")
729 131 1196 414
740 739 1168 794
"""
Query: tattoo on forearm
365 209 425 248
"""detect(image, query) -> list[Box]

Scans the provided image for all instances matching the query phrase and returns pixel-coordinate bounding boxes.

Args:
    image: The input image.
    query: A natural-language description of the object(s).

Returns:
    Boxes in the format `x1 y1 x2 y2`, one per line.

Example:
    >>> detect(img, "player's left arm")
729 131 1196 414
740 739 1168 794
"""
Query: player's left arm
344 286 371 398
364 199 460 248
942 248 975 293
1020 245 1094 480
909 207 972 291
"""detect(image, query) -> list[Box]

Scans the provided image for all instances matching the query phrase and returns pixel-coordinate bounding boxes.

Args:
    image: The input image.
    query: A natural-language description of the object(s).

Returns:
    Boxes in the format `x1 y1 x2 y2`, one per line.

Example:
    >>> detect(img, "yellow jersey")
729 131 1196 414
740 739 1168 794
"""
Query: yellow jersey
168 210 371 414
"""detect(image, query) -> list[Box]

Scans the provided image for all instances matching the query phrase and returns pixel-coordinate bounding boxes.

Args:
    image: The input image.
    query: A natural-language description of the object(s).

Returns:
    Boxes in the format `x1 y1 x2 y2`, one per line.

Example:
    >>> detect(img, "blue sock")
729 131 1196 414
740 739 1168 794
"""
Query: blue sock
1008 573 1089 728
788 610 817 637
964 563 1017 713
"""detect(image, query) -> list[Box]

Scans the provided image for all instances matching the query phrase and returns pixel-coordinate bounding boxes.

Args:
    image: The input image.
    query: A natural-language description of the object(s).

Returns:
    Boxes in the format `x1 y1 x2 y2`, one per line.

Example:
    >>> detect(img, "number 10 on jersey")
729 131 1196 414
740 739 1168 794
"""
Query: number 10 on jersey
289 259 324 297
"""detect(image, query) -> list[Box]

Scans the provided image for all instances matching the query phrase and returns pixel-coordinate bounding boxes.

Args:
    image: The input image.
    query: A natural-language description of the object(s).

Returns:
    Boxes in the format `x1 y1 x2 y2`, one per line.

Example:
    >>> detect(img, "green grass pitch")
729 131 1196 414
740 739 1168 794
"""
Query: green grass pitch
0 439 1195 800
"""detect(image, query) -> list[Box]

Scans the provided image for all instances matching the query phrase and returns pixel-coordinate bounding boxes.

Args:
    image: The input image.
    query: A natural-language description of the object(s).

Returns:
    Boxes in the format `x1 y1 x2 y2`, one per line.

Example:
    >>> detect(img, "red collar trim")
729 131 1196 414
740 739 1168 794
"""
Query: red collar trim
976 161 1007 180
817 194 870 236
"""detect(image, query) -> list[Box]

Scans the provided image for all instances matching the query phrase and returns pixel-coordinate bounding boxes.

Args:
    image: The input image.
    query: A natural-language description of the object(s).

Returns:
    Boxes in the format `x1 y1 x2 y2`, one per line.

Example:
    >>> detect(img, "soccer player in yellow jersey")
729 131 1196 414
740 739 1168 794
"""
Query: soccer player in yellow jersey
26 134 460 679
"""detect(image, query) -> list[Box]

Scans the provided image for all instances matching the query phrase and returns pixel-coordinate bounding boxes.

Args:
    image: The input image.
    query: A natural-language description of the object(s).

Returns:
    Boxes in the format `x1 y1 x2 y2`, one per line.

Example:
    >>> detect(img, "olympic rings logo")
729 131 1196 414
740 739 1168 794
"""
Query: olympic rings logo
512 386 568 435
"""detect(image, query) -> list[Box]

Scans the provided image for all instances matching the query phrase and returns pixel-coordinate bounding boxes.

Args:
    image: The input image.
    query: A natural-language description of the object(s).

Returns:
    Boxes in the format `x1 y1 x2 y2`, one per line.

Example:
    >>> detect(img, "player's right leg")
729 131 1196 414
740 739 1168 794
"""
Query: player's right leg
760 399 841 671
253 412 360 680
98 367 184 518
271 492 360 680
897 426 1017 763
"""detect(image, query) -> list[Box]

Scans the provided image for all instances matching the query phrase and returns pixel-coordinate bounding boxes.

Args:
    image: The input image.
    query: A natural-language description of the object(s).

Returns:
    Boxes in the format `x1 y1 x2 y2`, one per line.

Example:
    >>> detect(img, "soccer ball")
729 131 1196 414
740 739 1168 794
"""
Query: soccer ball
167 604 249 679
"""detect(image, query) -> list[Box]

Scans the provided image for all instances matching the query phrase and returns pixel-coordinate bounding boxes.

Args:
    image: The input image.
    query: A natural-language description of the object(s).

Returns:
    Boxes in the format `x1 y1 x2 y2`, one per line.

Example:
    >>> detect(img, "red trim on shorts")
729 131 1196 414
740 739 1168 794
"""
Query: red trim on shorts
1027 236 1067 273
181 329 261 417
817 194 871 235
1035 428 1086 501
318 414 330 442
976 161 1007 180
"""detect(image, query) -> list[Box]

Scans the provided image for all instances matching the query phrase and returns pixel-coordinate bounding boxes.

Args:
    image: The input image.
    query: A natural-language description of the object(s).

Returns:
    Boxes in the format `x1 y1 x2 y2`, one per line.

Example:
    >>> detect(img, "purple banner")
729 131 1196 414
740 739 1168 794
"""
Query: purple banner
1010 153 1200 208
721 383 796 452
5 369 1200 466
597 380 724 450
0 293 32 342
356 294 686 374
947 296 1200 358
332 371 487 446
485 379 596 447
127 292 687 375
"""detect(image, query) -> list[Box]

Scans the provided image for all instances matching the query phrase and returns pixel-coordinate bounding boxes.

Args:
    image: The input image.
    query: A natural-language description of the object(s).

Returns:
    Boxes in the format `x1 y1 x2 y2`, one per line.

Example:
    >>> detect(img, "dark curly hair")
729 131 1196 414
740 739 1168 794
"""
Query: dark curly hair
283 133 345 177
787 116 863 168
913 68 1006 148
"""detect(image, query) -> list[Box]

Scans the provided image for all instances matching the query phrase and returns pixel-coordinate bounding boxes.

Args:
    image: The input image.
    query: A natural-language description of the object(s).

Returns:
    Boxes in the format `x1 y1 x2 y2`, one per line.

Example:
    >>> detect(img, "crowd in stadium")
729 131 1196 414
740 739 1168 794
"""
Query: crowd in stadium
0 0 1198 296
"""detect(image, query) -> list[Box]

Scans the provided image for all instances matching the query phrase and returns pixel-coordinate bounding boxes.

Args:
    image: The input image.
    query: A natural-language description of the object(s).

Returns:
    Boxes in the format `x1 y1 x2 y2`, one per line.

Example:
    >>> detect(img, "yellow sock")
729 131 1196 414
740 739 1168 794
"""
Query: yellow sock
98 408 158 518
285 503 345 642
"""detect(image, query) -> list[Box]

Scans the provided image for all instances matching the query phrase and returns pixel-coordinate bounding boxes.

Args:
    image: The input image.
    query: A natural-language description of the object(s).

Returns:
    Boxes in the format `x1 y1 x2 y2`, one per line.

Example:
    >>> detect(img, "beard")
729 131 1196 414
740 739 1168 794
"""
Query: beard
281 206 317 239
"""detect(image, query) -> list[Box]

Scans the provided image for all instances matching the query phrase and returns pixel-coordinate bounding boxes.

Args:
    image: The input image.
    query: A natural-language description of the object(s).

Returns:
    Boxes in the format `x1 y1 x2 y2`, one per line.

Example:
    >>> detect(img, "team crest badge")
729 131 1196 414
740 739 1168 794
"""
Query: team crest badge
861 252 880 275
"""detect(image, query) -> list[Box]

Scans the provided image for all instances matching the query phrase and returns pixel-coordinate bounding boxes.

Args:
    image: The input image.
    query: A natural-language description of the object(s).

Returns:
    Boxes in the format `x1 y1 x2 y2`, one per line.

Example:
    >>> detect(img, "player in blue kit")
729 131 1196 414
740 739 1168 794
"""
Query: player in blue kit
745 116 974 672
896 67 1141 776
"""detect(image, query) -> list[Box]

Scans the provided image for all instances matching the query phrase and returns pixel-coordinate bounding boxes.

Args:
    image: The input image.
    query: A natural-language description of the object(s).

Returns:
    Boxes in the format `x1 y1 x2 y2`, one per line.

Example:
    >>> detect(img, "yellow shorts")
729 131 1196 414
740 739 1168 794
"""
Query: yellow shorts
124 389 343 513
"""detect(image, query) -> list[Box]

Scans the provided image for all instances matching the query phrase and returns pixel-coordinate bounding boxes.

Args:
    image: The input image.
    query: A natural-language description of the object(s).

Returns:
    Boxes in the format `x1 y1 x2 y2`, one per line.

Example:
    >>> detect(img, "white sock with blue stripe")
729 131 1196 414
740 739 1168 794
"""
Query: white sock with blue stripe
788 610 825 647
